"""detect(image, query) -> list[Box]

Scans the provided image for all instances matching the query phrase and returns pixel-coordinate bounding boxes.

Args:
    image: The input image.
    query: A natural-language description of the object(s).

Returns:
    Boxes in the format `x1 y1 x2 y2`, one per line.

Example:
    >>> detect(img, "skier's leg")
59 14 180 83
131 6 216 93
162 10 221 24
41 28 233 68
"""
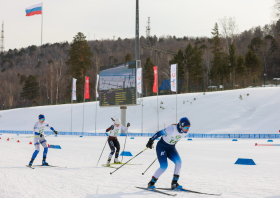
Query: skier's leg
107 139 115 164
29 143 40 165
114 139 120 163
41 141 49 165
147 142 168 188
167 147 182 189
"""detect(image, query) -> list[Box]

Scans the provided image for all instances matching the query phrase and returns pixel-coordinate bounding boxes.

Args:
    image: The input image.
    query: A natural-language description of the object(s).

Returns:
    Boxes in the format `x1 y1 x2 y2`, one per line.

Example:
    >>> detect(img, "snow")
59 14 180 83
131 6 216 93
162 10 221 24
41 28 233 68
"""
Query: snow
0 87 280 134
0 87 280 197
0 134 279 198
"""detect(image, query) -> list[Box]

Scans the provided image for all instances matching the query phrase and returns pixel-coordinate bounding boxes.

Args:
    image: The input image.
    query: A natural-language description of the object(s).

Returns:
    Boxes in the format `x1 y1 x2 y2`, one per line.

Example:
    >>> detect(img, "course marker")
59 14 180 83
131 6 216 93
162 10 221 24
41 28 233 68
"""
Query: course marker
235 158 256 165
120 151 133 156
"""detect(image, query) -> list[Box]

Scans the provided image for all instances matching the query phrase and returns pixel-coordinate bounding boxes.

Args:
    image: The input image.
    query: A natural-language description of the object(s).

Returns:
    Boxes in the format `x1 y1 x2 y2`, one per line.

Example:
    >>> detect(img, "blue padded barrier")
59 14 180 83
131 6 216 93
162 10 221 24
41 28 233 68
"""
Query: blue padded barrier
232 139 238 141
267 140 273 142
130 137 134 139
0 130 279 139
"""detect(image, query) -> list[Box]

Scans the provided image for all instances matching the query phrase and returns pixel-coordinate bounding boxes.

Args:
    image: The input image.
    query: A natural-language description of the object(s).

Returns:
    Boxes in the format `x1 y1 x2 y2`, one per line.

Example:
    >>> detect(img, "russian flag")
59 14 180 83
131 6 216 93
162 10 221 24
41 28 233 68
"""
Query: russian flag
25 3 43 16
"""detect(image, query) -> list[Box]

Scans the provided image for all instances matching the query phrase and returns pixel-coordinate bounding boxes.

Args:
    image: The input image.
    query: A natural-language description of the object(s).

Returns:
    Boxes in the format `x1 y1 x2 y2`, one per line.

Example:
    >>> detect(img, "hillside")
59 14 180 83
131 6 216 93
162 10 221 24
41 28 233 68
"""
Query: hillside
0 87 279 134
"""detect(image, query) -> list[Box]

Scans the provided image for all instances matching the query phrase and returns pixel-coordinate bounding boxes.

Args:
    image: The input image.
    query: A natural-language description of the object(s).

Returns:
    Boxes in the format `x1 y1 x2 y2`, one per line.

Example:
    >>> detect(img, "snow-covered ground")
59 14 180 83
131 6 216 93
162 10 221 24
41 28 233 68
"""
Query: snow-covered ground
1 87 280 197
0 134 279 198
0 87 280 134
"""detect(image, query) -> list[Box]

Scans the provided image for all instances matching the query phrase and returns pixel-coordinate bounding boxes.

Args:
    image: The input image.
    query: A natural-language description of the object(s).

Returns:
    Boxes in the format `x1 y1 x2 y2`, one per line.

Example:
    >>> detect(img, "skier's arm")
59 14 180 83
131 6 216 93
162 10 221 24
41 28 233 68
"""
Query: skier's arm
121 124 128 132
106 125 114 132
150 130 167 141
33 123 38 135
46 122 58 134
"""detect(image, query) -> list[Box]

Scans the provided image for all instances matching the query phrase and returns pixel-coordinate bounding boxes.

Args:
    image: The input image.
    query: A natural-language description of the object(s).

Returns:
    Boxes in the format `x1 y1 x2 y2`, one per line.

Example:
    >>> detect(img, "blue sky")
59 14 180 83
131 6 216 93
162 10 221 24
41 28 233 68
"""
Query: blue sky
0 0 275 50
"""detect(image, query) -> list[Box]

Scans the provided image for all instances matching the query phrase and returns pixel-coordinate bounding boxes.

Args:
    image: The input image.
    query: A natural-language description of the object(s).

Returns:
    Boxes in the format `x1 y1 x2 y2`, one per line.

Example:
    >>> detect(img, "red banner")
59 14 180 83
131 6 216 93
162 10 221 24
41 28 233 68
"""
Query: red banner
153 66 157 93
85 76 90 99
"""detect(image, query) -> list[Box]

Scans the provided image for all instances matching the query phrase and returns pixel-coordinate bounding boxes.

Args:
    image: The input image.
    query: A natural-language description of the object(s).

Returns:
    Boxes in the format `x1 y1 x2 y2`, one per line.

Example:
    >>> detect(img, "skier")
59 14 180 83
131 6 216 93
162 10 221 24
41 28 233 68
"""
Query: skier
105 118 130 165
28 114 58 167
145 117 191 190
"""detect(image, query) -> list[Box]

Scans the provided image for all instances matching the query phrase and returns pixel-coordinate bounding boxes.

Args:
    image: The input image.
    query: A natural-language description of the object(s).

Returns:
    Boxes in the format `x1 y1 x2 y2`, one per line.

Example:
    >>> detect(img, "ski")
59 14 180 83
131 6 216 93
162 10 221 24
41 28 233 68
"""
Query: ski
157 188 221 196
26 165 34 169
32 165 67 168
136 187 177 196
102 164 116 168
110 163 142 165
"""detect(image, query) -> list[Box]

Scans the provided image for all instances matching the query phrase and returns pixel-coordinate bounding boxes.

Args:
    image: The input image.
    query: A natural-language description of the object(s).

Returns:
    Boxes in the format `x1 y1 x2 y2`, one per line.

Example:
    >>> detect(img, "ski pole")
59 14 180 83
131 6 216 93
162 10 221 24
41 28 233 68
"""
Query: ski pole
121 131 128 163
142 158 157 175
96 135 108 167
110 147 148 175
10 135 39 139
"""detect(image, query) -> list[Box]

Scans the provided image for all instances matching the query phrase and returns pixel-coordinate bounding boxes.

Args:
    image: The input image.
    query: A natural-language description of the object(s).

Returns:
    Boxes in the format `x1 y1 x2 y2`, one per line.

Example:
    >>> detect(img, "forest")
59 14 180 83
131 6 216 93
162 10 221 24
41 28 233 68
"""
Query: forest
1 18 280 110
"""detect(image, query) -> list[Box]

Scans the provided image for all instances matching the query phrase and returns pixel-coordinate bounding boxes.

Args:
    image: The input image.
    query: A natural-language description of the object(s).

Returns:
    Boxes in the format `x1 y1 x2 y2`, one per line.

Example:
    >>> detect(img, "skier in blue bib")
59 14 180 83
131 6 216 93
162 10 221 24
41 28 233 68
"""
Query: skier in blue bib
146 117 191 190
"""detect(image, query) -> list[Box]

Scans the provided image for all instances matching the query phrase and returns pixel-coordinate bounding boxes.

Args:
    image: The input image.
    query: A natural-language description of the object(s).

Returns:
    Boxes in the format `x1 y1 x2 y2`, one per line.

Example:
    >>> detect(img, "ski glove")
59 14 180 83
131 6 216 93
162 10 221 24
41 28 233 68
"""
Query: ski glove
53 130 58 135
106 125 114 132
146 138 154 149
127 122 130 127
39 133 44 138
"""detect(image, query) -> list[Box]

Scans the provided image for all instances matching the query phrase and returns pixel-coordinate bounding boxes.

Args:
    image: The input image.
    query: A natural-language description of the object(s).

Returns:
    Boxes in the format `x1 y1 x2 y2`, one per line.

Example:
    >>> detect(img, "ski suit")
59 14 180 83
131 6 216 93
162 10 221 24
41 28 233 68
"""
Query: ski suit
31 121 54 160
107 124 128 159
150 124 189 179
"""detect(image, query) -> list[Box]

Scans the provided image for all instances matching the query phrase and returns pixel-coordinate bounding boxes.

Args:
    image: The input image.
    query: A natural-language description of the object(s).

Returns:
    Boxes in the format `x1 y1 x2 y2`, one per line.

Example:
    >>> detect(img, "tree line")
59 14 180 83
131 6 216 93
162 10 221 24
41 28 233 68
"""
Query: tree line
1 18 280 109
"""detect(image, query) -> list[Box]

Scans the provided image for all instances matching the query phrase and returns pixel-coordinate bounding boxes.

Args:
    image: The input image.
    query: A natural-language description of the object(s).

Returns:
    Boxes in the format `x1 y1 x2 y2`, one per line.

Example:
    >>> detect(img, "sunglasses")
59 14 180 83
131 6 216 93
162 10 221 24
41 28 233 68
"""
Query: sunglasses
183 127 189 130
40 119 45 121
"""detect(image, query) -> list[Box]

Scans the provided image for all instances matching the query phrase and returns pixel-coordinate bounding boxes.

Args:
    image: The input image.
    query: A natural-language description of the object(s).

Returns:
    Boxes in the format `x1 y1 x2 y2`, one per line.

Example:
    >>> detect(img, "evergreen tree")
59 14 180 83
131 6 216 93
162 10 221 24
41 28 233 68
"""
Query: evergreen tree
21 75 40 100
66 32 94 101
191 46 205 86
143 57 154 95
228 43 237 83
209 23 228 85
245 49 263 83
235 55 246 85
124 53 132 62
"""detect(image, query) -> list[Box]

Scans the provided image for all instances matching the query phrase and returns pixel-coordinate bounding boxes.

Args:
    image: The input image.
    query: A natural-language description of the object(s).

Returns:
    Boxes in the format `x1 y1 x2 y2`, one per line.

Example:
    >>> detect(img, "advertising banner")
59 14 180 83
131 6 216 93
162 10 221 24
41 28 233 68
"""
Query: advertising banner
153 66 157 93
72 78 77 101
85 76 90 99
137 68 142 94
171 64 177 92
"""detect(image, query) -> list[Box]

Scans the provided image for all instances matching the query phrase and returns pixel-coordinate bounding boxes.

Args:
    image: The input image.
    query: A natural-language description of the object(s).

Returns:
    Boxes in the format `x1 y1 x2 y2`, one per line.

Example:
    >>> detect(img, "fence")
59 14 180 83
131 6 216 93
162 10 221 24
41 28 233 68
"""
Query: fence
1 130 279 139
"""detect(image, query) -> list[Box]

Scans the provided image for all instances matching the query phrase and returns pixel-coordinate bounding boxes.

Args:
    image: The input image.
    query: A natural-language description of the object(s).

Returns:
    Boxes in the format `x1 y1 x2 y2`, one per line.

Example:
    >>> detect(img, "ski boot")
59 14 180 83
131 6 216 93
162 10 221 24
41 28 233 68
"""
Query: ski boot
42 157 49 166
114 158 121 164
147 176 158 190
106 158 111 166
171 174 182 190
28 158 34 167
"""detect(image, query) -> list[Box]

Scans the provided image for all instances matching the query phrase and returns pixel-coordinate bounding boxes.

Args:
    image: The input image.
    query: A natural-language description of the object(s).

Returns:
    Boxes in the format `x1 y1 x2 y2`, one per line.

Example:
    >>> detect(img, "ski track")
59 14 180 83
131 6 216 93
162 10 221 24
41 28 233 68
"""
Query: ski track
0 134 280 198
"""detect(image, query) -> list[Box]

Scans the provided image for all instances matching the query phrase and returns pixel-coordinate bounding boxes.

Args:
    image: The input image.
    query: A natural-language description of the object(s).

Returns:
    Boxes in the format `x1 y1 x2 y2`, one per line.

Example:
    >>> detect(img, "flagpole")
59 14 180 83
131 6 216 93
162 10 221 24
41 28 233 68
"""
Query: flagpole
41 2 43 46
141 67 143 135
95 74 99 135
82 76 86 136
157 66 159 131
176 64 178 123
95 93 97 135
71 78 73 133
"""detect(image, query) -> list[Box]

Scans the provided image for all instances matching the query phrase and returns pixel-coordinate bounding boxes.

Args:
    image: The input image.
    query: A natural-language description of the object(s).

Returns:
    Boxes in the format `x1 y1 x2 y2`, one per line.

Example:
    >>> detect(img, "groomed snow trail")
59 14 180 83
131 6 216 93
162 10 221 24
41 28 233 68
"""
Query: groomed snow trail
0 134 279 198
